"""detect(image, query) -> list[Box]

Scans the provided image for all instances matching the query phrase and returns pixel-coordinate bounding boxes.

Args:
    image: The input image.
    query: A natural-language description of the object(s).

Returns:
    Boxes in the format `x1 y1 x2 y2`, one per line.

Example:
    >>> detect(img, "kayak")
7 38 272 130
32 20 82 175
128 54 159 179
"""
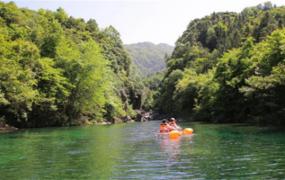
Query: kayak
158 128 194 139
183 128 194 135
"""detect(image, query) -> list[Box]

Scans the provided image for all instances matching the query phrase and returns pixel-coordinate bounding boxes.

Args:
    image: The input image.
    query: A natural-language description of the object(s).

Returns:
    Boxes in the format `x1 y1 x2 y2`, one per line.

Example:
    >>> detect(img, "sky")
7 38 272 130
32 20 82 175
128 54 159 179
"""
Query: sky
5 0 285 45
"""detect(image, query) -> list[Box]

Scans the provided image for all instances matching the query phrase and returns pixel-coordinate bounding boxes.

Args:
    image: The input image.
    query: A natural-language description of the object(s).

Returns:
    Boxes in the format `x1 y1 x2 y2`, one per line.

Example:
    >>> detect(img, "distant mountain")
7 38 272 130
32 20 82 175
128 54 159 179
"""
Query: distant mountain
125 42 174 76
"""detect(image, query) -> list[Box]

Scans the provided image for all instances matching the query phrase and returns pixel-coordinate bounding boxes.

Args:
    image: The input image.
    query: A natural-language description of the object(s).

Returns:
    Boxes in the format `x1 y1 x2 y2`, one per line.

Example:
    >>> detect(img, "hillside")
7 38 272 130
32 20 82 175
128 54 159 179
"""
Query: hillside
125 42 173 76
156 2 285 125
0 2 146 128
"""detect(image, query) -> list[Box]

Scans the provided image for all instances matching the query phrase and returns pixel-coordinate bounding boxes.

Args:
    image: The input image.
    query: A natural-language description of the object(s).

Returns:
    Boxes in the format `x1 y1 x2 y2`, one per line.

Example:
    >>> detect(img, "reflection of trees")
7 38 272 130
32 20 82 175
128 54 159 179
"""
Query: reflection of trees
188 124 285 179
1 126 125 179
2 123 284 179
87 125 124 179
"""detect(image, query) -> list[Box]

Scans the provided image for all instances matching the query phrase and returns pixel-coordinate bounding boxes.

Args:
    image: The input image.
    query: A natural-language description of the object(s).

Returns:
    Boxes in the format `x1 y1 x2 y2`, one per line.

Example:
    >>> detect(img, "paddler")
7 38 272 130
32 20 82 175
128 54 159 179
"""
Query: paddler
159 120 169 133
168 118 182 131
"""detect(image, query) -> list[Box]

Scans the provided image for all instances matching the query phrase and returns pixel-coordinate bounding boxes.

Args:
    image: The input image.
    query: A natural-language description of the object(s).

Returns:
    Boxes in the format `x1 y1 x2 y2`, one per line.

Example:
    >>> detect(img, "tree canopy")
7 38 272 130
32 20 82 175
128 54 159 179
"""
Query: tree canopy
125 42 173 76
0 2 144 127
156 2 285 125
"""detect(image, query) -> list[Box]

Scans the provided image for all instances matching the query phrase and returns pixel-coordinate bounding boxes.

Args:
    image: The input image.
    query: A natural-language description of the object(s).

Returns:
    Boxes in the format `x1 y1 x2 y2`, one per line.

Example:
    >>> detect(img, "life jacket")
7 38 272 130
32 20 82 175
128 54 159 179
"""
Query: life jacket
160 124 168 133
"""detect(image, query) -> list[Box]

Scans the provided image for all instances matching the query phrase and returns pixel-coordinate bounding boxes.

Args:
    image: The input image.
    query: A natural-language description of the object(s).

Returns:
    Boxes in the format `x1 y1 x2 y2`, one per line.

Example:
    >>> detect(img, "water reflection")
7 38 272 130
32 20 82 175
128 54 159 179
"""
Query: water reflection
0 122 285 179
158 135 181 162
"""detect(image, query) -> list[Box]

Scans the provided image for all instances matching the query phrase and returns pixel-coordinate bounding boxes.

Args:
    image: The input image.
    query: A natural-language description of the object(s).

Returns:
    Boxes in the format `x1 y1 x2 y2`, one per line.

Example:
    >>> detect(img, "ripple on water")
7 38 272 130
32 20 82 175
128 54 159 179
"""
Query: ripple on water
1 121 285 179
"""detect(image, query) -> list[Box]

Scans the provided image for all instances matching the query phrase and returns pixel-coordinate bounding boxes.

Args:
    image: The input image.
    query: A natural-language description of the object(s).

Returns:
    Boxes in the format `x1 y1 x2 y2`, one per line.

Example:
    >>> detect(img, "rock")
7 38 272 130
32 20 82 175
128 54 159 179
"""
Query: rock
0 123 18 133
135 110 152 122
112 117 123 124
124 115 132 122
95 121 112 125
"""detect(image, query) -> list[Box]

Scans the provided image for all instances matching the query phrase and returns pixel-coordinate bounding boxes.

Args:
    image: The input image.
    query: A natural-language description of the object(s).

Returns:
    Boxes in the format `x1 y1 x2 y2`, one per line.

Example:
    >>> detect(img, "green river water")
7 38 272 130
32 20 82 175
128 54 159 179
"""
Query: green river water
1 121 285 179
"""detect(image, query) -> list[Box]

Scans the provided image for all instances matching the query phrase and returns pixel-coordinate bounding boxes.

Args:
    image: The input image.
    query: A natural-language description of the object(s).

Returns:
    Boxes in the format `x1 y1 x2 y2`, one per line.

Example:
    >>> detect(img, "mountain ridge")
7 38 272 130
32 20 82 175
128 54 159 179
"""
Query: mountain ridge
125 42 173 76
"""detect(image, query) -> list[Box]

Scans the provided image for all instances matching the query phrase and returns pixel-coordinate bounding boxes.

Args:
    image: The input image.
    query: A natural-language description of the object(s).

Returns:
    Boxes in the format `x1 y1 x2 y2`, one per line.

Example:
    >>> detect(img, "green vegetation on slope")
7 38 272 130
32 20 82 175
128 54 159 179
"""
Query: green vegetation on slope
125 42 173 76
0 2 145 128
156 2 285 125
141 71 165 110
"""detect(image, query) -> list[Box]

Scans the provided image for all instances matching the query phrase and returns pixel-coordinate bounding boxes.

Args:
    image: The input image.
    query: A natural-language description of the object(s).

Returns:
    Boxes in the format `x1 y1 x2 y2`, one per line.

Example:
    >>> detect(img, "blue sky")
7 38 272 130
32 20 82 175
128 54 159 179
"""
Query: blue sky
6 0 285 45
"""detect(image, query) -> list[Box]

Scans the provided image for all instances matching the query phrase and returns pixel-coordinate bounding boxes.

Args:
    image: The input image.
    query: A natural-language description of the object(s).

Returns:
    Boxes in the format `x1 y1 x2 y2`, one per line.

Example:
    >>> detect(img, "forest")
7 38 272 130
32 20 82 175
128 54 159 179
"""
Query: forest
156 2 285 125
1 1 285 128
2 1 285 179
0 1 149 128
125 42 173 76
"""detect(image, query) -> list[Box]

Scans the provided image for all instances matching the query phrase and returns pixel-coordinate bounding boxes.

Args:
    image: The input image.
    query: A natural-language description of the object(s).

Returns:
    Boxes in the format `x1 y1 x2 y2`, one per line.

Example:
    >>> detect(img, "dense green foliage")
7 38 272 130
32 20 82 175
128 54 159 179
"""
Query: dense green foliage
125 42 173 76
124 42 173 110
156 2 285 125
141 71 165 110
0 2 144 127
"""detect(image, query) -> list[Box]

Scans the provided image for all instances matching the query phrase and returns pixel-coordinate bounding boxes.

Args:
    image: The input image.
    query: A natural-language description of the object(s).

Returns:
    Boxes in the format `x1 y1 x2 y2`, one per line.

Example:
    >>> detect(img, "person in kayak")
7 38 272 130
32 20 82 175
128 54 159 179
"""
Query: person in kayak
168 118 182 131
159 120 169 133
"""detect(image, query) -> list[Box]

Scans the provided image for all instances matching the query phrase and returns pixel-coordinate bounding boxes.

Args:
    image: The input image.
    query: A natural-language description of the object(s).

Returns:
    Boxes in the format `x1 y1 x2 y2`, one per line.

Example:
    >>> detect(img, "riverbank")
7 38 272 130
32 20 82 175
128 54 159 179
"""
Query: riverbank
0 123 18 133
0 109 152 133
0 115 138 133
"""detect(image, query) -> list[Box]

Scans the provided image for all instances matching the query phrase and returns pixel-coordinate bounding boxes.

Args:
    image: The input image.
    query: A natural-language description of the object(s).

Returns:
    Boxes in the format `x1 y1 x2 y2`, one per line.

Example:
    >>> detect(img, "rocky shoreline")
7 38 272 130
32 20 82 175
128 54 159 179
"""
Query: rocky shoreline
0 123 18 133
0 110 152 133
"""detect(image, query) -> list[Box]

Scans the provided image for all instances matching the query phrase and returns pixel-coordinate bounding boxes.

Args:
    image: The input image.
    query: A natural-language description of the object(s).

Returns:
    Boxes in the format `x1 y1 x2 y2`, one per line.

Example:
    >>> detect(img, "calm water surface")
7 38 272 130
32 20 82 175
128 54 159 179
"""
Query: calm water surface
1 121 285 179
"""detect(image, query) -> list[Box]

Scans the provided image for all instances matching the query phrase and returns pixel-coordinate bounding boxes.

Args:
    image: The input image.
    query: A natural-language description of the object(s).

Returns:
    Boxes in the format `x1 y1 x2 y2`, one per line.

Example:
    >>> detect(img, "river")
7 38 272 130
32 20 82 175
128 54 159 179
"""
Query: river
0 121 285 179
